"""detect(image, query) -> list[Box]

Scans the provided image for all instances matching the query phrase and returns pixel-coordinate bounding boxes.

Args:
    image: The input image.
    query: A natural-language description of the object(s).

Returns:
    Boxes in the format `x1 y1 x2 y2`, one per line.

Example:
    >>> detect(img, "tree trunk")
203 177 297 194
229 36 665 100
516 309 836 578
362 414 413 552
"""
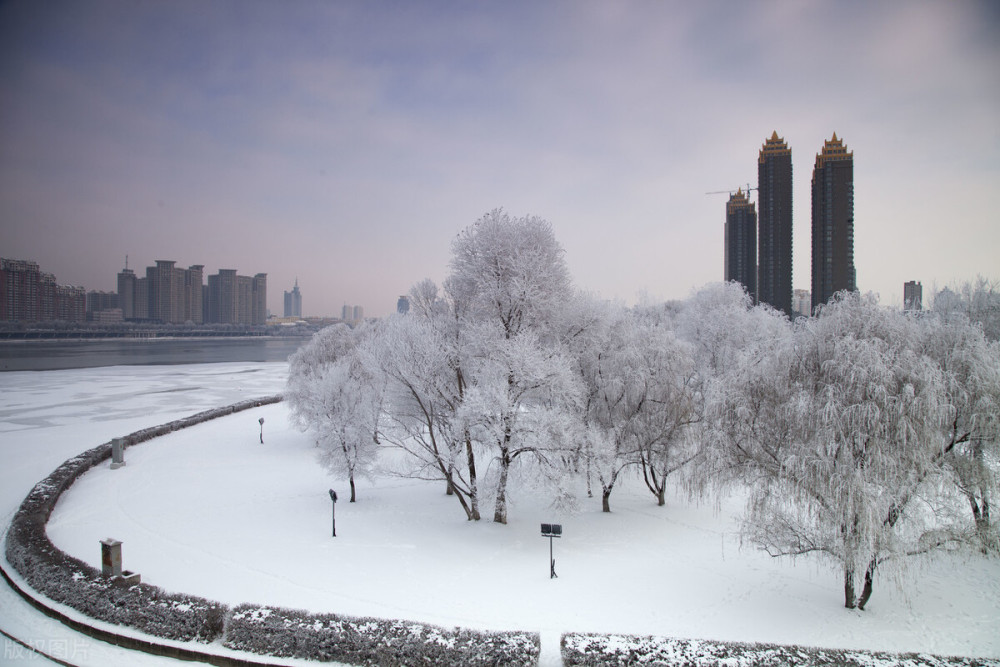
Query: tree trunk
493 451 510 524
602 488 612 513
965 489 996 552
856 559 876 610
349 475 356 503
844 567 856 609
657 487 665 507
466 434 480 521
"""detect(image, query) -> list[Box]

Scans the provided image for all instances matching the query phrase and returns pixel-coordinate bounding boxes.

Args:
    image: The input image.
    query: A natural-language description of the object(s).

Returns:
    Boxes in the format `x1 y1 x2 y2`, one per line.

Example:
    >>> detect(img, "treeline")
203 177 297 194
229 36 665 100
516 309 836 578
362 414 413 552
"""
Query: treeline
286 209 999 610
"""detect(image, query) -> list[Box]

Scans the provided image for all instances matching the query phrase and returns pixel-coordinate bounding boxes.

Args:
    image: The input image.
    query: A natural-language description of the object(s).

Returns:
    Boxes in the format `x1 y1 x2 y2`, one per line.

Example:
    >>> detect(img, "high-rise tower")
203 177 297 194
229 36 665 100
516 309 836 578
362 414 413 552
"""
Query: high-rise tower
811 133 855 312
723 188 757 301
284 278 302 318
758 131 793 317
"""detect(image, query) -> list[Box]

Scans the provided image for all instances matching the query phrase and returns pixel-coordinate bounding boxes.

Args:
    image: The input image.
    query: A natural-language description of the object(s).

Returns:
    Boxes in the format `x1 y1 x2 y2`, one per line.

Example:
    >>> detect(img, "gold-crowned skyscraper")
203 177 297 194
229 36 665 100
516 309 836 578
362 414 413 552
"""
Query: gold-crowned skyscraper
757 131 793 317
723 188 757 301
811 133 855 312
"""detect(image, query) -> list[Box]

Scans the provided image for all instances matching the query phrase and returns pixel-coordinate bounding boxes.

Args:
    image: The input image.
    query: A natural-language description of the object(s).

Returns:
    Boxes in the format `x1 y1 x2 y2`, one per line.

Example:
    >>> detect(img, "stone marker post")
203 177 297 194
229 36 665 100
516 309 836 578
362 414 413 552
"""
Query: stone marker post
101 538 122 577
111 437 125 469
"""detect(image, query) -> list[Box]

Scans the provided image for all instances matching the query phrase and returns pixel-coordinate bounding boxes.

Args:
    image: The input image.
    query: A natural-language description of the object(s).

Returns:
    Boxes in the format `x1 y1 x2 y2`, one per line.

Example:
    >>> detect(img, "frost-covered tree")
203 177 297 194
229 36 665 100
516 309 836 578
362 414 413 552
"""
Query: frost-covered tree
286 323 383 502
569 301 700 511
675 282 789 495
630 324 701 508
361 312 482 521
917 310 1000 551
445 209 578 524
932 276 1000 342
446 208 571 341
709 293 969 609
459 322 581 520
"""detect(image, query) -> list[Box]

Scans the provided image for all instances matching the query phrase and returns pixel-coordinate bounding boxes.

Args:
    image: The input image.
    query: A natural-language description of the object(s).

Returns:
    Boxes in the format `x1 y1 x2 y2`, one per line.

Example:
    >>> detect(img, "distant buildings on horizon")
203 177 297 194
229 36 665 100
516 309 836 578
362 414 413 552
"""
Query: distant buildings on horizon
117 260 267 325
341 304 364 323
722 131 856 316
284 279 302 318
904 280 923 312
0 258 85 322
1 255 385 325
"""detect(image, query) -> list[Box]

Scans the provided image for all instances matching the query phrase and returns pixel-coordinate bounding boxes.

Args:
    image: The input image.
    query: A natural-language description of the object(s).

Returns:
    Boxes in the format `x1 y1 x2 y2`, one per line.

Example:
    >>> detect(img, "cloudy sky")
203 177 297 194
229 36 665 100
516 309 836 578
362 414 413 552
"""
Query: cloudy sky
2 1 998 318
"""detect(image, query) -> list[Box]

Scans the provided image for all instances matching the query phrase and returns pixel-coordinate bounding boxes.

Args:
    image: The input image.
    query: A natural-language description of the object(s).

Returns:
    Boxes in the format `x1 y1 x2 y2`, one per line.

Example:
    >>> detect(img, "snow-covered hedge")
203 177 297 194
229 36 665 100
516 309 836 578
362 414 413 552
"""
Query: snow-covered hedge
225 603 540 666
561 633 1000 667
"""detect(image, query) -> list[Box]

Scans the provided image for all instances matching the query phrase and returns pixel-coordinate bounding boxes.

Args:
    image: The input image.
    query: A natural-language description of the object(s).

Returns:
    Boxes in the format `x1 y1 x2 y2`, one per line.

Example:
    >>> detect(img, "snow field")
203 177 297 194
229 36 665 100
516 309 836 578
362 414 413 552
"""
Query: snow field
2 363 999 664
44 400 1000 660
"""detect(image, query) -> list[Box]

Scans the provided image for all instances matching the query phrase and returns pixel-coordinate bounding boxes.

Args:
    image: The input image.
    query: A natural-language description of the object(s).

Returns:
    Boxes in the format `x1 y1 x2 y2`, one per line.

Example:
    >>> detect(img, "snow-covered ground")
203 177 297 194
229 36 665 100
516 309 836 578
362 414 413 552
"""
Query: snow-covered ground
3 363 999 664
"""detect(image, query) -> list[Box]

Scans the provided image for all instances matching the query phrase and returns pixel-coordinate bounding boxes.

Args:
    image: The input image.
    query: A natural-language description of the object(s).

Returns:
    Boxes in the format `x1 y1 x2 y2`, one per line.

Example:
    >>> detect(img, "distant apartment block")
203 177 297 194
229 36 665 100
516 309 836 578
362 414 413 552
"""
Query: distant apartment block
1 258 85 322
397 295 410 314
117 267 137 319
145 260 204 324
723 188 757 301
904 280 923 311
206 269 267 325
792 289 811 318
341 304 364 323
86 290 120 321
116 260 264 325
284 279 302 318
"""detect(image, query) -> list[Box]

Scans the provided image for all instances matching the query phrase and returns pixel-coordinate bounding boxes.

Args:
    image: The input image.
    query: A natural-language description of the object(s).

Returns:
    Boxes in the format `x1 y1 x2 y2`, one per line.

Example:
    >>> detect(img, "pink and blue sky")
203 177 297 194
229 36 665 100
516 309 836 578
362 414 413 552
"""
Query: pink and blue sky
2 1 997 317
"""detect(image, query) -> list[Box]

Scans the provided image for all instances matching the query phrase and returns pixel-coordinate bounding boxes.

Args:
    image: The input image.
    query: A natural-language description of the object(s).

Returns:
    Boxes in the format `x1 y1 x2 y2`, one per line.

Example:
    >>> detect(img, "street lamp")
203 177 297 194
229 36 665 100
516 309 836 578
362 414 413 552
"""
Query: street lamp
258 417 265 443
329 489 338 537
541 523 562 578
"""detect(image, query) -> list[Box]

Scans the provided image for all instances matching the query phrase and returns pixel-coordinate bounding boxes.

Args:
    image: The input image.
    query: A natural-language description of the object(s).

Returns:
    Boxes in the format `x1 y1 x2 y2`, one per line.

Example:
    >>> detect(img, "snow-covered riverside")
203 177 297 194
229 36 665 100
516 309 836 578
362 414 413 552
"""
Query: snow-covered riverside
2 363 999 664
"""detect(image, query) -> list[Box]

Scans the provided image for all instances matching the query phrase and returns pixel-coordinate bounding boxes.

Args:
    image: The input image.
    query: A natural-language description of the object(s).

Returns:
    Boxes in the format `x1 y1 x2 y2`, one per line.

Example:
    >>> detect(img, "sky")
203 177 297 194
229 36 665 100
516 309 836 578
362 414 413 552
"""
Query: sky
1 1 998 318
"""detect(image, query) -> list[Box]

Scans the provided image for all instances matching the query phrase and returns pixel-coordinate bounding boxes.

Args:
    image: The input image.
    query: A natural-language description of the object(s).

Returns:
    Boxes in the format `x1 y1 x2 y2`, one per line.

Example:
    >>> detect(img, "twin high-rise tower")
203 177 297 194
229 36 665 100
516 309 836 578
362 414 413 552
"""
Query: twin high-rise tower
810 133 855 312
757 131 794 317
723 131 854 316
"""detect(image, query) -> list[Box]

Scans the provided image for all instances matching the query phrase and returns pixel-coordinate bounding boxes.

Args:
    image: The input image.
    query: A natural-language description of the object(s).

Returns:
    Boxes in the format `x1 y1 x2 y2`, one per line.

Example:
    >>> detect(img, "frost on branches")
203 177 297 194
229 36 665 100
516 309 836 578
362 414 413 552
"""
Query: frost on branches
286 323 384 502
283 209 998 610
569 301 700 511
704 291 1000 609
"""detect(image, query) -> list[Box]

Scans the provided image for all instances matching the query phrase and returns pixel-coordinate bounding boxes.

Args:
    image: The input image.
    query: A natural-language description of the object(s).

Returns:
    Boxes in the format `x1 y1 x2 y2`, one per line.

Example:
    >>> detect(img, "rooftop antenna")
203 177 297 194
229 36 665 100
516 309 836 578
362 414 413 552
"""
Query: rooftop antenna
125 254 128 270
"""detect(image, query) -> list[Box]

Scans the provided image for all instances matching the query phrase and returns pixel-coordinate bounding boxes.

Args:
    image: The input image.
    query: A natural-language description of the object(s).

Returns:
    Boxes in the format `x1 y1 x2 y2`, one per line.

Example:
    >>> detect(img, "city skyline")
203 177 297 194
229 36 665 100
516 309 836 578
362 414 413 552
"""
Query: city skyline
2 2 998 317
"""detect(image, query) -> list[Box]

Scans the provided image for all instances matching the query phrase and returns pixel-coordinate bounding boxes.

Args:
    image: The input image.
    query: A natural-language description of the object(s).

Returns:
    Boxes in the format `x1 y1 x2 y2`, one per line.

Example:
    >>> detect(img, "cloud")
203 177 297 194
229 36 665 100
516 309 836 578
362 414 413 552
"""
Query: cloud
1 1 997 315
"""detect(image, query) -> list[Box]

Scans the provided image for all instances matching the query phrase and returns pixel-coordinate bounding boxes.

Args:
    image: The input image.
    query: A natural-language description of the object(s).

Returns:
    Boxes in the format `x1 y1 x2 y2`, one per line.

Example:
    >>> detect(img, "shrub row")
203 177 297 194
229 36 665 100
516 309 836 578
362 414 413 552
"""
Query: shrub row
561 633 1000 667
5 395 541 665
225 603 540 666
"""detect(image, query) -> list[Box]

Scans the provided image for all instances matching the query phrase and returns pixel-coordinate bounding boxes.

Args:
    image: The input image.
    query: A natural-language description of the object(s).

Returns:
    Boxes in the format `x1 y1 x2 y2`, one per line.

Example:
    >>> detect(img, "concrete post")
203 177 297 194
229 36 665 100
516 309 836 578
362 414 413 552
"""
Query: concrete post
101 538 122 577
111 437 126 469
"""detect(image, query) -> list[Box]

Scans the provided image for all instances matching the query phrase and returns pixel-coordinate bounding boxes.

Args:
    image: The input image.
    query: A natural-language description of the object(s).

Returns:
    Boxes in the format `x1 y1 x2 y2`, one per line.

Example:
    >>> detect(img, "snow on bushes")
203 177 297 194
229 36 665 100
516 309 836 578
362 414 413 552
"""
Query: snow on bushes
561 633 1000 667
225 603 540 666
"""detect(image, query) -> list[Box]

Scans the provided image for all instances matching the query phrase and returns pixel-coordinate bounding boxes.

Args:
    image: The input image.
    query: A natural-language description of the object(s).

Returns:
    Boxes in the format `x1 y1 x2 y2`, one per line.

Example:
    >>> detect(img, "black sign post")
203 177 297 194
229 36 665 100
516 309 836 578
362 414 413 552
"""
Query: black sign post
329 489 338 537
540 523 562 578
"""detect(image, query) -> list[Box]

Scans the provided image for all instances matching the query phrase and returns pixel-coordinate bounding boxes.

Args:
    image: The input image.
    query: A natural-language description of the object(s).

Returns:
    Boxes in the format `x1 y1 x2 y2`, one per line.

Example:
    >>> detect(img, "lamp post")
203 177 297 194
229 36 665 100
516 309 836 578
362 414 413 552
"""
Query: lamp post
541 523 562 578
329 489 338 537
258 417 264 443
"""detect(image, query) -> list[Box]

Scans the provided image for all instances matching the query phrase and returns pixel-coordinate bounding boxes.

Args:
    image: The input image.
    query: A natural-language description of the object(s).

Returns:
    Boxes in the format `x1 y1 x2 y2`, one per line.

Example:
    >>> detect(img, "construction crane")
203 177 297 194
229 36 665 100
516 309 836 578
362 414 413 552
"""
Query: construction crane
705 184 758 196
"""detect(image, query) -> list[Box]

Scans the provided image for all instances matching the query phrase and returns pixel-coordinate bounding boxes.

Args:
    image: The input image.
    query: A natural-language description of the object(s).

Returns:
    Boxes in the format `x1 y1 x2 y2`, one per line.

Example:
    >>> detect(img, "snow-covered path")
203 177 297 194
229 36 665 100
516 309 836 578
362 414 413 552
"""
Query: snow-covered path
3 363 999 664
